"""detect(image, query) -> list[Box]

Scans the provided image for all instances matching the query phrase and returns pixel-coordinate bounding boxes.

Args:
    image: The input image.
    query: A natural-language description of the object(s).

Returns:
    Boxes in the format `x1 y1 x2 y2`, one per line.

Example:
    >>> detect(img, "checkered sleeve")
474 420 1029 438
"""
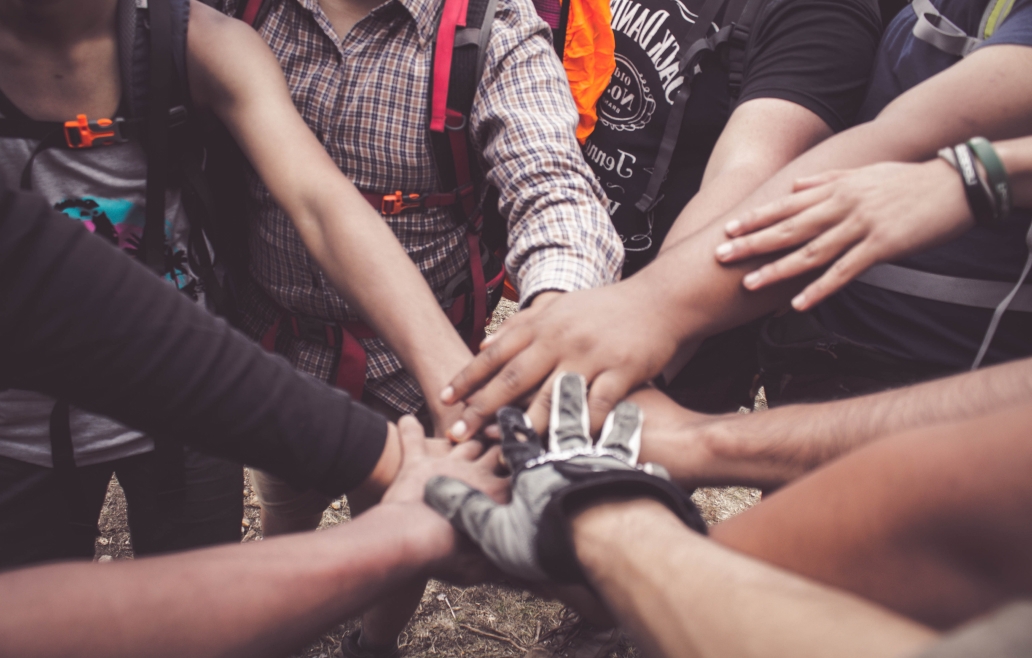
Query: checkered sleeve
469 0 624 306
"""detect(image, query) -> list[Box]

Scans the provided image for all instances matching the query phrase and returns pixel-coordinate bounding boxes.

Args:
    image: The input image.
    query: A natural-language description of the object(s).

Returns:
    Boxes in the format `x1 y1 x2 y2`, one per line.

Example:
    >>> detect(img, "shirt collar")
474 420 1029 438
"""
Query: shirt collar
294 0 439 48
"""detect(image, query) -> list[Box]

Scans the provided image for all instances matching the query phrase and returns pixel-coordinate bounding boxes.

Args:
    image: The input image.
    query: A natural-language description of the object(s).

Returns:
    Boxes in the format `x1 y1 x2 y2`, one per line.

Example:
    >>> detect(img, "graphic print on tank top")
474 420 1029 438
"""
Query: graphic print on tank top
586 0 724 263
52 193 201 300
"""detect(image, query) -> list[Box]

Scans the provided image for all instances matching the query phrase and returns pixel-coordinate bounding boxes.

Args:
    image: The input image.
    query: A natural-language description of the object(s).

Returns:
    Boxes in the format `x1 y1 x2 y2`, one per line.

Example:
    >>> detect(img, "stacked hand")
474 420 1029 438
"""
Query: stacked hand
426 373 706 583
714 159 973 310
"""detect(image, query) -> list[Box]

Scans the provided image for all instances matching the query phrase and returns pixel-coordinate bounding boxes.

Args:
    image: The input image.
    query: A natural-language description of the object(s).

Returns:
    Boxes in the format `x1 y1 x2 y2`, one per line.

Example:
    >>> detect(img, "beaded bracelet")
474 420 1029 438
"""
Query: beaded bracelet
967 137 1012 221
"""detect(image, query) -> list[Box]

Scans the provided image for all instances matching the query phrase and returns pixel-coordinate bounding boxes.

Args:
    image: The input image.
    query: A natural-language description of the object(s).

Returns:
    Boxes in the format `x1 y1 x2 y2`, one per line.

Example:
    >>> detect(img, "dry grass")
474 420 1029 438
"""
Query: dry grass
92 300 761 657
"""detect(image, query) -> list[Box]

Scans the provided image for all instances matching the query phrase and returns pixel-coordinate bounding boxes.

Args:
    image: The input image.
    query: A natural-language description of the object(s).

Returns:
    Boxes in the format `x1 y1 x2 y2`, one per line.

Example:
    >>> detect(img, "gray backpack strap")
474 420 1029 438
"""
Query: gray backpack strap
910 0 980 57
854 221 1032 369
971 222 1032 368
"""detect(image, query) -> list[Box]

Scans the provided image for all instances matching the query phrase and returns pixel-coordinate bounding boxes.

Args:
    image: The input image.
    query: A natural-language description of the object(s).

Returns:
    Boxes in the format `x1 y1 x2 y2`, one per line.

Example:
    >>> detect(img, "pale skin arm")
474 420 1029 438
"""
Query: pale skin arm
572 499 937 658
187 3 470 431
632 355 1032 491
0 419 505 658
715 134 1032 310
445 43 1032 435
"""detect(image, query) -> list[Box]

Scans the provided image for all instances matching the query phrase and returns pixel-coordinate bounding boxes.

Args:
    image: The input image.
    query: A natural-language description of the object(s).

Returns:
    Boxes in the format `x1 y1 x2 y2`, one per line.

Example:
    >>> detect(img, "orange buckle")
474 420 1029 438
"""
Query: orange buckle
381 191 425 215
63 114 126 149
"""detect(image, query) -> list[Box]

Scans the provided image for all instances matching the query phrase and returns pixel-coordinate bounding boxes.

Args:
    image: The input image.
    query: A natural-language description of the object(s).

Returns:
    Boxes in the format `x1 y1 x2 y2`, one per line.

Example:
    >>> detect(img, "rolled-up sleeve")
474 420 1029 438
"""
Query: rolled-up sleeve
470 0 624 305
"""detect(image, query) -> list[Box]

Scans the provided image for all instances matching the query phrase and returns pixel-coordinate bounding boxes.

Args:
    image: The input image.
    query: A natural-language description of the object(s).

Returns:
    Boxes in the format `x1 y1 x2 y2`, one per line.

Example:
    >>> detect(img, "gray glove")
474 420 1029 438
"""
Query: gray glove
425 373 706 583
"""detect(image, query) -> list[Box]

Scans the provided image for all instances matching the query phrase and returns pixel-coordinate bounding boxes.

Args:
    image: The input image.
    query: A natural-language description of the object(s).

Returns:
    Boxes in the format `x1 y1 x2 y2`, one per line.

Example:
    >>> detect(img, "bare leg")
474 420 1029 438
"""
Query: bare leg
712 402 1032 628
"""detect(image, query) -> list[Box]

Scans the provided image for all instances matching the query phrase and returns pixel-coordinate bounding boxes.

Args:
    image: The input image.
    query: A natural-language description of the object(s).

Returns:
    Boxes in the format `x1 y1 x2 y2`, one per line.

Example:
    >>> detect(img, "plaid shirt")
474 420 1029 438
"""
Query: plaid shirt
229 0 623 412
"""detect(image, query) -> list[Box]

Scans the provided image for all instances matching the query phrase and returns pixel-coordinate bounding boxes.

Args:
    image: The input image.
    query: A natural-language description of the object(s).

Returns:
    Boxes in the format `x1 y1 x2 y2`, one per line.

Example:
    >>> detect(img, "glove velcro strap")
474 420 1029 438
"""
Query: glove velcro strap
535 469 707 584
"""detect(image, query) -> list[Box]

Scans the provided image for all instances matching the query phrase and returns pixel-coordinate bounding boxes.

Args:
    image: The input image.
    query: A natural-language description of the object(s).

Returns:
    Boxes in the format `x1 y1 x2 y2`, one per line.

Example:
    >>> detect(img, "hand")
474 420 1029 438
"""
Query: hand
380 416 508 584
425 373 705 583
441 281 680 440
714 159 973 311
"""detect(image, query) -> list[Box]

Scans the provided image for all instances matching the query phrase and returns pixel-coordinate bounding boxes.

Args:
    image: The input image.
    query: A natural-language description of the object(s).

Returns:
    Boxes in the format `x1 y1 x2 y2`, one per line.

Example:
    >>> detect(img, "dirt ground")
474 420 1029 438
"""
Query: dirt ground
93 299 761 657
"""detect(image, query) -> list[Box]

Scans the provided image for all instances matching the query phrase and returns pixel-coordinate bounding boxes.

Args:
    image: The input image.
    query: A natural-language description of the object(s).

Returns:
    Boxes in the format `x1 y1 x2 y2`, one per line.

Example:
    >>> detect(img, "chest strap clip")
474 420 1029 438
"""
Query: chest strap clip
63 114 128 149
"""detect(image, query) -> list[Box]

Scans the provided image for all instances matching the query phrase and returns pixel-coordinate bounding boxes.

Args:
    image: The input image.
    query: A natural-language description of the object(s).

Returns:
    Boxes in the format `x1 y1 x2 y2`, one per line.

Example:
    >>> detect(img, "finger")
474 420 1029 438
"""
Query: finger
586 370 633 435
718 191 837 264
482 423 501 440
449 348 555 441
451 437 488 461
742 220 863 291
477 444 503 468
441 323 533 406
424 476 498 538
398 415 428 458
790 169 847 192
721 184 830 240
792 243 876 311
498 407 544 471
598 400 644 464
549 373 592 452
524 372 558 434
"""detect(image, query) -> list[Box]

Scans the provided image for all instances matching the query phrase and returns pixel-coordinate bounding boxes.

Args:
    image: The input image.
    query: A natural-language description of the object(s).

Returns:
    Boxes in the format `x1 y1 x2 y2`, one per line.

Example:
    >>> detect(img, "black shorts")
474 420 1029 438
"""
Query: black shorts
0 447 242 569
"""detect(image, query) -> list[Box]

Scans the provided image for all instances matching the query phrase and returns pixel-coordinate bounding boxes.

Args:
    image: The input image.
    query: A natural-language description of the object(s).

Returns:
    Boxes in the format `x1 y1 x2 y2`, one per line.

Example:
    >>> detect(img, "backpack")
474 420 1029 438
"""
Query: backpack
0 0 234 503
0 0 238 317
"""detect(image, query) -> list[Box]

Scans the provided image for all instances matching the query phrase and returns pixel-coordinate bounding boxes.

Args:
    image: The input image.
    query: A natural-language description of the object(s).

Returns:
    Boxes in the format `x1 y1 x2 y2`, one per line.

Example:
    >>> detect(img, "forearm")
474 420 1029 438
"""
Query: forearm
0 190 387 495
0 504 443 658
189 3 472 411
289 176 473 403
573 499 936 658
641 357 1032 489
642 46 1032 346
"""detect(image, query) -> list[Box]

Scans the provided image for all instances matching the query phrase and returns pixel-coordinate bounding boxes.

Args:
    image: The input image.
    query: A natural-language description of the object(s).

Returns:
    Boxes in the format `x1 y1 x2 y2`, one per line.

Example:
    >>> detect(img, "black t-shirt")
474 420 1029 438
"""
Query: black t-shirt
585 0 882 275
0 189 387 497
813 0 1032 370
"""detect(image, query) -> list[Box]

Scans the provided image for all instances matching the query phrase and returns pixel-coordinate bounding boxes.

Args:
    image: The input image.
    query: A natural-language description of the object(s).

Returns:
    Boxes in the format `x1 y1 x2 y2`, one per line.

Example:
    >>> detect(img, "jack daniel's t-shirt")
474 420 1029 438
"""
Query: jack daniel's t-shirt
586 0 881 275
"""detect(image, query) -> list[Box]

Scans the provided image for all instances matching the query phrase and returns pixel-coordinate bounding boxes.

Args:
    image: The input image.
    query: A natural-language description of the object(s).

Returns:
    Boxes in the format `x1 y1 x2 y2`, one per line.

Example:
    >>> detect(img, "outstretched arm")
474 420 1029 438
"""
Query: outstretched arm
444 41 1032 435
633 355 1032 490
714 134 1032 310
0 419 506 658
572 499 936 658
186 2 471 430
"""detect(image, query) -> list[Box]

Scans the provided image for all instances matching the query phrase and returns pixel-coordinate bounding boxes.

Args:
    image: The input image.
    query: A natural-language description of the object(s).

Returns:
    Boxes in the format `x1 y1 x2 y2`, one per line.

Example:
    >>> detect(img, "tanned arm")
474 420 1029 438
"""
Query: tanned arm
634 356 1032 490
572 499 937 658
186 2 471 430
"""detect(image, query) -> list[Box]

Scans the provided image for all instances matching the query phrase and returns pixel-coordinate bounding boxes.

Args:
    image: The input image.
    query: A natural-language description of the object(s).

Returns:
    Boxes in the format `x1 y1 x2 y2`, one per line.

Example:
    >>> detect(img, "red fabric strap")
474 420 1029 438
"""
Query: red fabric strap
445 110 477 217
430 0 470 132
466 230 488 352
332 328 368 400
241 0 263 26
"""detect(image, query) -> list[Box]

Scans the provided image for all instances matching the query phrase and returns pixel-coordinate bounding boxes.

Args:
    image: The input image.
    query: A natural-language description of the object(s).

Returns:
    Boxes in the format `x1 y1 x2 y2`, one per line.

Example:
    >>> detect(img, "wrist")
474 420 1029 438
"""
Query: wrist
348 422 401 513
571 498 677 579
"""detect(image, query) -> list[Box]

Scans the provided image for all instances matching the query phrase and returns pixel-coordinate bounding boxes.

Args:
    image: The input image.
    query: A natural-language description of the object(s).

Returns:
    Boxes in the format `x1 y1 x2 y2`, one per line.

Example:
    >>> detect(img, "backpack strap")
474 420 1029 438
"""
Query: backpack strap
635 0 732 213
143 0 174 272
237 0 279 29
428 0 501 348
725 0 764 101
910 0 980 57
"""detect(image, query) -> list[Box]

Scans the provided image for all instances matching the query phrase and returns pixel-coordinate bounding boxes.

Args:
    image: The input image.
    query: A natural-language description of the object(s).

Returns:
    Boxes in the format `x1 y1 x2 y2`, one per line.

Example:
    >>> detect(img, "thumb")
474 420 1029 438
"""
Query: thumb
425 476 501 544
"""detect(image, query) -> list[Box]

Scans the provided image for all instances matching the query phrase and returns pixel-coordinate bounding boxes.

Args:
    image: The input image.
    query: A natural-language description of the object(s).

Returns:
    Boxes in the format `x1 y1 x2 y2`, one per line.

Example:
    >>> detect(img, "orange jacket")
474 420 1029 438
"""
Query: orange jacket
561 0 616 143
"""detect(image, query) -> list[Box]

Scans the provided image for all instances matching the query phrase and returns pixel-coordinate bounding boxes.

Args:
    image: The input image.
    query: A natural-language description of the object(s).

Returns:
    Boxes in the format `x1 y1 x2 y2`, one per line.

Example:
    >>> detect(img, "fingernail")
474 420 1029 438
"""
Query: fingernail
791 293 806 310
481 333 497 347
715 242 734 260
448 420 468 441
743 272 761 289
724 219 741 235
440 386 455 403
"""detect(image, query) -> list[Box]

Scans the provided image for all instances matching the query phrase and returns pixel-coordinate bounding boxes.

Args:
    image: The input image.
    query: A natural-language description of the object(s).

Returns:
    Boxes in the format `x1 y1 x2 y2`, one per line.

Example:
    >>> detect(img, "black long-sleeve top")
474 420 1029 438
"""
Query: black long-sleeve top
0 189 387 497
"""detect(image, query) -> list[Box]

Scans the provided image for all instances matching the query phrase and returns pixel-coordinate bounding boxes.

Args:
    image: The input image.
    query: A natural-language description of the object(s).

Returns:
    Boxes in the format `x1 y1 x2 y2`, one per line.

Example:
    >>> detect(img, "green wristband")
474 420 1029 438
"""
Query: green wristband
967 137 1012 221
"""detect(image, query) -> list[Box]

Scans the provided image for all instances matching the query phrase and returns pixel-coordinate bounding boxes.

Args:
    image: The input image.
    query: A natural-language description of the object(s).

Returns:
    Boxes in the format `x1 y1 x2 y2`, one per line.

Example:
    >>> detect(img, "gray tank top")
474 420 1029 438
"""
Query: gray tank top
0 100 204 467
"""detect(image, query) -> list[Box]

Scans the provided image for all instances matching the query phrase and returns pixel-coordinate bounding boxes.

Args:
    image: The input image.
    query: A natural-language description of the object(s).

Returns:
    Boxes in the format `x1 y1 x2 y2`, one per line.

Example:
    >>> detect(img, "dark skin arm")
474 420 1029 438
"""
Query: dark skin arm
444 43 1032 437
